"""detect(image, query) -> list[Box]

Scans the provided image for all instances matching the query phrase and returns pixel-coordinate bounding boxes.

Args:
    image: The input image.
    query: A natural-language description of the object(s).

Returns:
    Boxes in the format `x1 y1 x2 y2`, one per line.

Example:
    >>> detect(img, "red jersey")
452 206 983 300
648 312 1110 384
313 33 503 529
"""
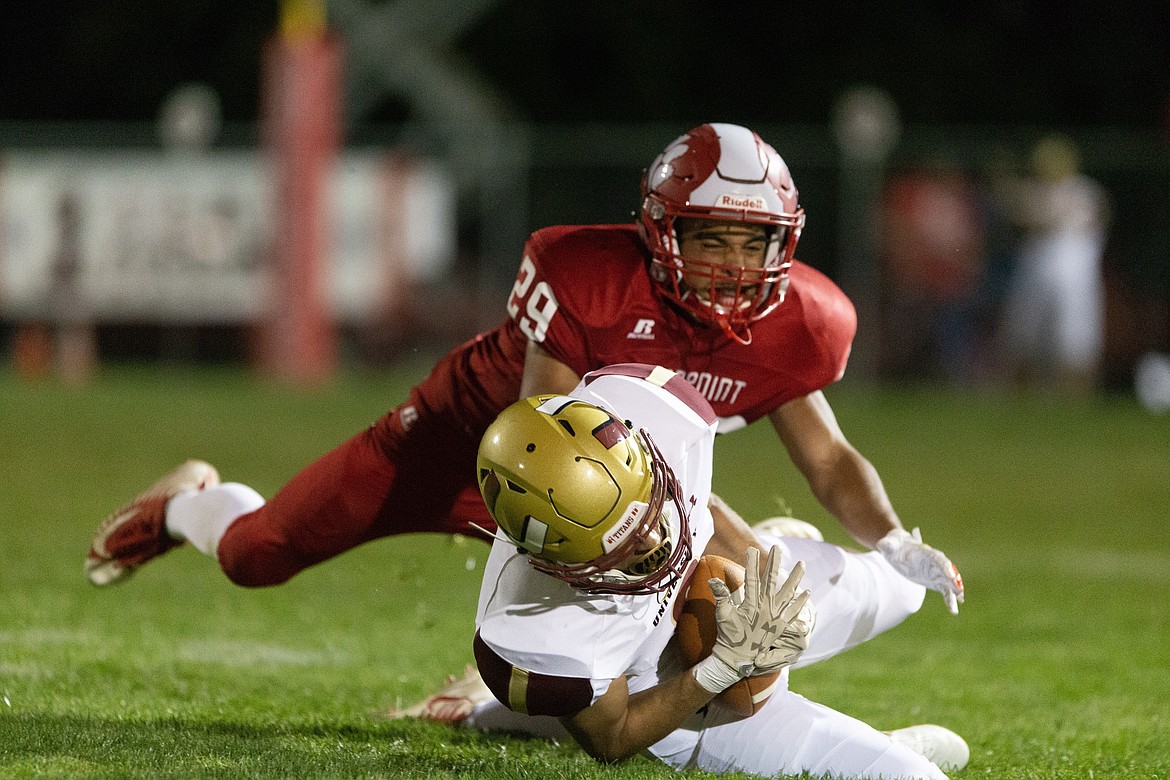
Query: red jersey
410 223 854 443
436 224 855 432
216 224 856 579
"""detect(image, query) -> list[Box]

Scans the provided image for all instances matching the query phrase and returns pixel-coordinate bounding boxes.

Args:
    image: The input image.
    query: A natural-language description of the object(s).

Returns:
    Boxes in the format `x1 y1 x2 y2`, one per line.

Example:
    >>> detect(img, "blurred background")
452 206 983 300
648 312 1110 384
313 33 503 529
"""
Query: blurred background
2 0 1168 404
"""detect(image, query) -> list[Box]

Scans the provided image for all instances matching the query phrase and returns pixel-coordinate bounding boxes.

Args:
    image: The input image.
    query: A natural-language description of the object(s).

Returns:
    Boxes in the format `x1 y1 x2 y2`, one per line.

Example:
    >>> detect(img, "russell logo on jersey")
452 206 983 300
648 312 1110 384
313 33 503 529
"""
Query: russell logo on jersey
626 319 656 340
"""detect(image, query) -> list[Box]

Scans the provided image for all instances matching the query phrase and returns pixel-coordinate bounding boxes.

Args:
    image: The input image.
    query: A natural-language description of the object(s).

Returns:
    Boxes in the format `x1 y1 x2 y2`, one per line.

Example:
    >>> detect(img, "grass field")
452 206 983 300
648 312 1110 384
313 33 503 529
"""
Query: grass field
2 359 1168 779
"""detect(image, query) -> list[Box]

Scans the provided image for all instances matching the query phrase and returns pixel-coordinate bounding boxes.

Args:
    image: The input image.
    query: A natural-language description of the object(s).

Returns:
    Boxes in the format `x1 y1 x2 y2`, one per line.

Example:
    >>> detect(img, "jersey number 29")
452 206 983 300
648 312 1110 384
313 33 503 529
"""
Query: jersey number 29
507 256 560 343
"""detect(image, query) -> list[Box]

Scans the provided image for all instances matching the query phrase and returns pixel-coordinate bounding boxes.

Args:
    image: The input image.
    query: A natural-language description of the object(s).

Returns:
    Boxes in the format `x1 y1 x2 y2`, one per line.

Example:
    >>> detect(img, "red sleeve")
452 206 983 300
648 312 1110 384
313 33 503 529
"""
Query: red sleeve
765 261 856 403
504 225 652 378
792 261 856 389
473 631 595 718
504 229 588 361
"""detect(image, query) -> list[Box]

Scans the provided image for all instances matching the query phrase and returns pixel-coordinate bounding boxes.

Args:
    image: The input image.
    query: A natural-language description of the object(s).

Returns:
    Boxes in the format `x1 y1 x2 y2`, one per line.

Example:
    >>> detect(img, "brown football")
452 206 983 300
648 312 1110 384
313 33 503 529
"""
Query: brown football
673 554 781 717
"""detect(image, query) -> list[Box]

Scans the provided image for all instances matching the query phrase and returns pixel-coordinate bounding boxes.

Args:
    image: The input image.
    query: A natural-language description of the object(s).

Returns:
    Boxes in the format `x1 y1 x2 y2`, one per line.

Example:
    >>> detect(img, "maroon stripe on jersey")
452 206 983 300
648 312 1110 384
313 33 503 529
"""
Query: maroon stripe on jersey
583 363 718 425
473 631 594 718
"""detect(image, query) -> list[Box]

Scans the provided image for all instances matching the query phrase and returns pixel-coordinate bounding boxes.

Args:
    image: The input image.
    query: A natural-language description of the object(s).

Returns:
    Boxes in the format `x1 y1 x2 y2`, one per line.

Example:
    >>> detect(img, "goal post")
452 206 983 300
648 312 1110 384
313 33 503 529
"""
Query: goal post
256 0 341 385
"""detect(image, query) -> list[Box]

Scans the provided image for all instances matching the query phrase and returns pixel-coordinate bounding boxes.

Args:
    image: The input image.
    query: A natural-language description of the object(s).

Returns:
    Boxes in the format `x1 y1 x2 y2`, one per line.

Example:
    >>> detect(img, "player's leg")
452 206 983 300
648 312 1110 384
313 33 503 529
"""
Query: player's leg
681 689 952 780
87 424 399 588
167 481 265 558
211 423 394 586
215 401 484 587
753 532 926 667
462 699 569 740
87 384 486 588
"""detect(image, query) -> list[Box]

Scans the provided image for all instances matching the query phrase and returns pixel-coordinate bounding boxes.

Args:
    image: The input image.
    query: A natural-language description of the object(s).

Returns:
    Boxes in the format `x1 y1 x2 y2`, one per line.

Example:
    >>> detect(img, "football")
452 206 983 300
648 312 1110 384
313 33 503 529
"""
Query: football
673 554 781 717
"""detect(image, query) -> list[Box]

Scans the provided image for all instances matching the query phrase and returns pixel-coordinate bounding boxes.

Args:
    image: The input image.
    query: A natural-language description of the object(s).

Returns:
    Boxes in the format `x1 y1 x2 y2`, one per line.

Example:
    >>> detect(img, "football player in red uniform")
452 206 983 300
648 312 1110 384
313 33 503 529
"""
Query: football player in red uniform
85 123 962 619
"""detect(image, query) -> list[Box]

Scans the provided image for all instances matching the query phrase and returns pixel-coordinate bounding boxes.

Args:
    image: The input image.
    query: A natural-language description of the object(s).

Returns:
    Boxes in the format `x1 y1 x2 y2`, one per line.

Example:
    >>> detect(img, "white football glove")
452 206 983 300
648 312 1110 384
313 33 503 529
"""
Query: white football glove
692 546 814 693
877 527 965 615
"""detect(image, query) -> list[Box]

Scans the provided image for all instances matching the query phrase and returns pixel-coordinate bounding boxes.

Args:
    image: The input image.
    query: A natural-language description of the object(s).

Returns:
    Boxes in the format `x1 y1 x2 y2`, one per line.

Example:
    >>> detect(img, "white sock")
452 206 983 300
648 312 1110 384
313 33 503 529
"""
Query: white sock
165 483 265 558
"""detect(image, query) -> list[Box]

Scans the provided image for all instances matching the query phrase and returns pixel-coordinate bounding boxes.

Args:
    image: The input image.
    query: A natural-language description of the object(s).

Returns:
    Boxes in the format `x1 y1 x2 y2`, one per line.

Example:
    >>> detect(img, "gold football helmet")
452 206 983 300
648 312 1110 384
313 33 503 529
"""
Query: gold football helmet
476 395 692 594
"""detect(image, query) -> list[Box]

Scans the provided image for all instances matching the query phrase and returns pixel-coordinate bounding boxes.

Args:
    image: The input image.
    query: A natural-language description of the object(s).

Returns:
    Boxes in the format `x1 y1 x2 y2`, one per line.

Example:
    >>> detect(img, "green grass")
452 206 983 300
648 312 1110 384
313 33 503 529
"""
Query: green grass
2 362 1168 779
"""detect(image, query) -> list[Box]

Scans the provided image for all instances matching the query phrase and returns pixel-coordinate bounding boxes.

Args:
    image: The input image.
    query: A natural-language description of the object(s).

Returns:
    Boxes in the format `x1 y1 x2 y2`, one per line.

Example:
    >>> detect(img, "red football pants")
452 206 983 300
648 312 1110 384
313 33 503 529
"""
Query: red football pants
216 402 494 587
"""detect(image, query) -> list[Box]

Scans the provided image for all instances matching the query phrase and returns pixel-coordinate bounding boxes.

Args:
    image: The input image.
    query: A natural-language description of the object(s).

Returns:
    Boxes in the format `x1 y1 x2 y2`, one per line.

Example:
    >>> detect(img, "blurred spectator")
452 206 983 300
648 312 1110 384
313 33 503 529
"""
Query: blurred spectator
877 154 986 384
995 135 1110 395
973 146 1024 328
49 191 96 384
12 191 96 384
158 83 222 154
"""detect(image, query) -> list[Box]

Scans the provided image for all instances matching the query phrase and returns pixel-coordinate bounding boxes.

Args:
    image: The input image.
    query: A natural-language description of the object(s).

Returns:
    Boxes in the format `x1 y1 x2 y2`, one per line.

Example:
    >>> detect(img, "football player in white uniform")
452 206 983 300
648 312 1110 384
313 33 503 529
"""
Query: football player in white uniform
412 363 968 779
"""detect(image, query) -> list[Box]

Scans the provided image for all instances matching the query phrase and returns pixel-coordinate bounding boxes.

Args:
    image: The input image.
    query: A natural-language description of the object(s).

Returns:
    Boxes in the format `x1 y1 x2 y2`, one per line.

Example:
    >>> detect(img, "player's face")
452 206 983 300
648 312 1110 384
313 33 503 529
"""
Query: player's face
677 218 769 269
675 218 770 311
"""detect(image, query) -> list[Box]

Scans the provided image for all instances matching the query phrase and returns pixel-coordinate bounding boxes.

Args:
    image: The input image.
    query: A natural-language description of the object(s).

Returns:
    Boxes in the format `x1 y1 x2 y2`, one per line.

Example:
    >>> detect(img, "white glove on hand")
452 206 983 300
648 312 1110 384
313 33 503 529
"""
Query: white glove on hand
693 546 813 693
877 527 965 615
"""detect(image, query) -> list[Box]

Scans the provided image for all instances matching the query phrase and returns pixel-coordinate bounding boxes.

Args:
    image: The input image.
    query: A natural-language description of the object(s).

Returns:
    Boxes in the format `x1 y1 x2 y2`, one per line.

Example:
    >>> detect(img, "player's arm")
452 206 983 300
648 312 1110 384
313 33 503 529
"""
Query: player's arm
565 547 810 763
768 390 899 549
562 669 715 763
476 629 715 764
519 339 580 398
704 492 766 561
770 391 965 613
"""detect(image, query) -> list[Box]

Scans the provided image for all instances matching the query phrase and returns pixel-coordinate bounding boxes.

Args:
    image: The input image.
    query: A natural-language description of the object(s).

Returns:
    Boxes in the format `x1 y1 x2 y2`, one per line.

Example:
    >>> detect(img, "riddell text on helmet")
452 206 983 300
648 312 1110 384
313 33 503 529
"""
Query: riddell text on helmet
716 194 767 210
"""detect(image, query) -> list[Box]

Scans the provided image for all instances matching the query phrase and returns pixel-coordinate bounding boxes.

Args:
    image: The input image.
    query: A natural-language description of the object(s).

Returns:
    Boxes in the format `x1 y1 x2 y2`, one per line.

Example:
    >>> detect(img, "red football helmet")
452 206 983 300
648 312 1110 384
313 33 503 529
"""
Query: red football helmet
639 123 805 344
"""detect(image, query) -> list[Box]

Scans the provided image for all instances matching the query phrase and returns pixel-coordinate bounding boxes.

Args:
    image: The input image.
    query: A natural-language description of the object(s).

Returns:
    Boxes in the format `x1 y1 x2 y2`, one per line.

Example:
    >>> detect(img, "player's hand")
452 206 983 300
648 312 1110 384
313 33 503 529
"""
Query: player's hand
877 527 965 615
692 546 812 693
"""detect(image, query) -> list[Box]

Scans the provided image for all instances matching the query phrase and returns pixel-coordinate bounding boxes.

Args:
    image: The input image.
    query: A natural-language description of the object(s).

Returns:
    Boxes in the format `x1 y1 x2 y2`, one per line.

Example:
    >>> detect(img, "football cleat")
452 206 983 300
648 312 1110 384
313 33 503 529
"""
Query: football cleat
753 516 825 542
85 460 220 586
386 664 492 725
886 724 970 772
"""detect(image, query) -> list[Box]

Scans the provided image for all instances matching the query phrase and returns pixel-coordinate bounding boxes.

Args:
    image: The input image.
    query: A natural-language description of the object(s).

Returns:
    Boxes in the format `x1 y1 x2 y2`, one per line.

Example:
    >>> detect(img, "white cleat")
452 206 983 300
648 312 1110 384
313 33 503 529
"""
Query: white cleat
85 460 220 586
386 664 492 725
887 724 970 772
753 516 825 542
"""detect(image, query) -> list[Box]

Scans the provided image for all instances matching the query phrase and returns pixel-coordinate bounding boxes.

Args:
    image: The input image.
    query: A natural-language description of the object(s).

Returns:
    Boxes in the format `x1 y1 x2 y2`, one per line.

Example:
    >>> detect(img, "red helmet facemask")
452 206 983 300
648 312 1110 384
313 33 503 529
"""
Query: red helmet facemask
639 123 806 345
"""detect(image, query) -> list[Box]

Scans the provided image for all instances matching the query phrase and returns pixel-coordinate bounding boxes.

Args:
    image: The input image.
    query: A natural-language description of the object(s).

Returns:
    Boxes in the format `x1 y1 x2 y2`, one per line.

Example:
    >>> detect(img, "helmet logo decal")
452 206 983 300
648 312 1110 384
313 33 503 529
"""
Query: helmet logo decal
649 142 688 188
716 193 767 211
649 163 673 187
601 501 645 553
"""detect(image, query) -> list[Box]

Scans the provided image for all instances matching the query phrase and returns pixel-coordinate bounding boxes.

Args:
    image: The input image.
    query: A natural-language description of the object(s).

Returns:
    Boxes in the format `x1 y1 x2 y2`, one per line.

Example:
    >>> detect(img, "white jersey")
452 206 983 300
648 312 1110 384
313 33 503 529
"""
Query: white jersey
473 364 718 717
467 364 949 779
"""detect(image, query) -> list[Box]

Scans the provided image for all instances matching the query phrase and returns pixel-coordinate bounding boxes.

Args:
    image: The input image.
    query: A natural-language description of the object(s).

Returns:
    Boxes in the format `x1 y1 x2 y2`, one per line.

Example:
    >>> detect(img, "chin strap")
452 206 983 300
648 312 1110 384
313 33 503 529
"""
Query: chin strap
717 318 754 346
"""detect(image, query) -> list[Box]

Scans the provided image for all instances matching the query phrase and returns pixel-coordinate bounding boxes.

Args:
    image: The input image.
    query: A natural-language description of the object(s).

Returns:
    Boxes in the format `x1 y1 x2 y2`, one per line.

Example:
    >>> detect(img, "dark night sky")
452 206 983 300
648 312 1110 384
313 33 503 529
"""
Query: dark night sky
2 1 1168 130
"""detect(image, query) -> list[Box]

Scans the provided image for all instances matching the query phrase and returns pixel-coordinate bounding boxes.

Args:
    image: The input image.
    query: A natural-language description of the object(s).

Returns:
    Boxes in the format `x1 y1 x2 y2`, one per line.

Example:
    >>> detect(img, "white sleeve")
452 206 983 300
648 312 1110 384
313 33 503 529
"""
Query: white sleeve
569 365 717 517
